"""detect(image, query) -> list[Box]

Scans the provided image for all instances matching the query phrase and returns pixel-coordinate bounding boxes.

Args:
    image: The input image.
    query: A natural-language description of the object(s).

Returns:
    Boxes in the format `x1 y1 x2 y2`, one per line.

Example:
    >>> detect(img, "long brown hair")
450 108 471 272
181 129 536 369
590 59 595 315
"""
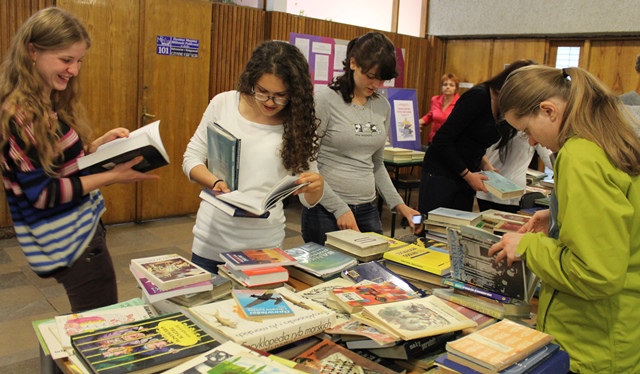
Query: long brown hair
499 65 640 175
0 7 92 175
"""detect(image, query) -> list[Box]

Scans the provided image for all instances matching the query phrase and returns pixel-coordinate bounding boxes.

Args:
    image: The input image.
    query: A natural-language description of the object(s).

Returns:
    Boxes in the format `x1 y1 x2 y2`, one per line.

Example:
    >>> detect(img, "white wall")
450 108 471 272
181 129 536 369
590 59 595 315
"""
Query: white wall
428 0 640 37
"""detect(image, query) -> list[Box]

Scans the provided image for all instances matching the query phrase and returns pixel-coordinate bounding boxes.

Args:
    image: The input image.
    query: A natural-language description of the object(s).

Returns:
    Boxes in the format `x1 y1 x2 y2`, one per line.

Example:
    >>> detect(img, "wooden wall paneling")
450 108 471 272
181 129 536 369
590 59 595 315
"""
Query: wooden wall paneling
444 39 494 89
490 39 547 74
587 40 640 95
58 0 141 224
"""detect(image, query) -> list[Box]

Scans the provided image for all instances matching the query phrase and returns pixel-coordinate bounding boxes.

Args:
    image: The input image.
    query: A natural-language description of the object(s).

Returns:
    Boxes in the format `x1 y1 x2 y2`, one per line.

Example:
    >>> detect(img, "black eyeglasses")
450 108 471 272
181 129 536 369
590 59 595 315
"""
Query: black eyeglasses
251 88 289 106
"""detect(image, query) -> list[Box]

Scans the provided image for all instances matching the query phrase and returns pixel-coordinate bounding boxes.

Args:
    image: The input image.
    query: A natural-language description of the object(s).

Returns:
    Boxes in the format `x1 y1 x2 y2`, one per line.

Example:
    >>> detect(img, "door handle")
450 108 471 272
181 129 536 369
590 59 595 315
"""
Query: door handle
143 112 156 118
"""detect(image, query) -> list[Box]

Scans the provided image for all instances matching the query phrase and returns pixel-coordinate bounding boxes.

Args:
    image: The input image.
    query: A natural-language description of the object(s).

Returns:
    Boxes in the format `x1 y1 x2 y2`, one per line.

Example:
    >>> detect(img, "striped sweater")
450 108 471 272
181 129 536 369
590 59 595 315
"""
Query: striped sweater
1 115 105 277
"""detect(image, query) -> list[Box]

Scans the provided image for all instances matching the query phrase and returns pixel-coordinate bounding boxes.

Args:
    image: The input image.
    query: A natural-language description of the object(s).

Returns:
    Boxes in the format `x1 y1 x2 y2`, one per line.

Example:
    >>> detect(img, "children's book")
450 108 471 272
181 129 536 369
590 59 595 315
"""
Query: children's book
221 247 297 270
445 319 555 372
329 281 421 314
285 241 357 278
77 120 169 173
130 253 211 291
129 266 214 303
199 188 270 218
71 312 219 374
232 289 295 320
293 338 399 374
207 121 240 191
480 170 525 200
55 304 155 350
215 174 308 215
163 340 255 374
361 295 477 341
383 243 451 276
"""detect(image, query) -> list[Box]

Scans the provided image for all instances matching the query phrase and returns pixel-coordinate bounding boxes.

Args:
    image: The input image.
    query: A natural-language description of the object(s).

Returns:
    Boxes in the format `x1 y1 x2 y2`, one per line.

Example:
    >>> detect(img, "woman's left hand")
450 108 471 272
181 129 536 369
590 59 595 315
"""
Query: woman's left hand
395 203 424 234
488 232 525 267
87 128 130 153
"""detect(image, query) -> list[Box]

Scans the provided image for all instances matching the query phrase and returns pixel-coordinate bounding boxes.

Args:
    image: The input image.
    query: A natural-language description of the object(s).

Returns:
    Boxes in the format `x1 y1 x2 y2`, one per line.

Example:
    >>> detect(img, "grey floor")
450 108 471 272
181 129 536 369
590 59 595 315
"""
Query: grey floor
0 192 419 373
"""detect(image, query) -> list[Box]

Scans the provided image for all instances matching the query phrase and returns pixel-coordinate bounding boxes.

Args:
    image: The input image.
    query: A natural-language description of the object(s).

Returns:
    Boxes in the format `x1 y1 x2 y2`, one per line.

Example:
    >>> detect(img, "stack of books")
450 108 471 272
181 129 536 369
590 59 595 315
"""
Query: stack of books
383 146 414 162
324 229 390 262
480 209 531 236
328 281 422 314
426 207 483 238
382 239 451 292
218 247 296 288
435 319 570 374
284 242 358 286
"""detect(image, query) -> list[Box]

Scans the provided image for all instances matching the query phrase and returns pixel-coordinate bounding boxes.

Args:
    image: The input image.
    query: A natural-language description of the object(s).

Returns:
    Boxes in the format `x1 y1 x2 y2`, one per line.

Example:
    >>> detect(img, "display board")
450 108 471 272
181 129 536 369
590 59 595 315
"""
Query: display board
379 88 421 150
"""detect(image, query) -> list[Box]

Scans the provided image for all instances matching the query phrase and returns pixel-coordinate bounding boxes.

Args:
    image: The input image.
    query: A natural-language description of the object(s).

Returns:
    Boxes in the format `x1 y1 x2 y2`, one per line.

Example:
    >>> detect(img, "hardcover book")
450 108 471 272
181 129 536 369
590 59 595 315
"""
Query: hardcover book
445 319 554 372
286 266 341 287
382 260 445 289
71 312 219 374
435 346 569 374
221 247 297 270
129 266 214 304
447 343 562 374
324 230 390 260
480 170 525 200
432 288 531 320
232 289 295 320
427 207 483 227
293 339 399 374
188 287 336 351
341 260 426 296
199 189 270 218
361 295 477 341
367 331 459 360
226 265 289 287
215 174 308 216
285 242 358 278
168 274 232 307
130 253 211 291
207 121 240 191
55 304 155 350
329 281 421 314
77 120 169 173
383 243 451 276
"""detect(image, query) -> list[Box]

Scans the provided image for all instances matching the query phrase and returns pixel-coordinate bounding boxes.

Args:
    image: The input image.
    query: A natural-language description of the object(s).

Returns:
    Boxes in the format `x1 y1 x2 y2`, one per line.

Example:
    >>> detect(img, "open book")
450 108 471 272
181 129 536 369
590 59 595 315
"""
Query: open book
215 175 308 215
77 120 169 173
207 121 240 191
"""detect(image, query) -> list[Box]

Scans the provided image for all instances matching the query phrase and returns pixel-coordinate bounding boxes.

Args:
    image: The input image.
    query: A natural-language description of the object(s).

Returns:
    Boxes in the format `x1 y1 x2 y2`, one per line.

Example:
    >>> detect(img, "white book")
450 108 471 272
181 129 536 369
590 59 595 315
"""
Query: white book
163 341 255 374
215 175 308 216
199 188 270 218
77 120 169 173
130 253 211 291
36 319 69 359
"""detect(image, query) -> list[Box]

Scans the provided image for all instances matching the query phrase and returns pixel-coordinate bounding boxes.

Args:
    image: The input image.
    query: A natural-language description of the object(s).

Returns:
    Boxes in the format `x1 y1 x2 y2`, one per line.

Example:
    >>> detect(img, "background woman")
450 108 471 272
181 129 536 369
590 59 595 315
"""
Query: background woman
301 32 420 245
490 65 640 373
0 8 158 312
183 41 323 273
419 73 460 144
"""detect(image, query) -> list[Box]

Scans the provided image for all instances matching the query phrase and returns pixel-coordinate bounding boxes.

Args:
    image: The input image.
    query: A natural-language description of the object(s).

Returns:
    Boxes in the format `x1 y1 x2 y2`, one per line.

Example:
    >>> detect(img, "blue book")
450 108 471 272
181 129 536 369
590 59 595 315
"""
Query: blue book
207 121 240 191
285 242 357 277
232 289 294 320
480 170 525 200
441 277 512 303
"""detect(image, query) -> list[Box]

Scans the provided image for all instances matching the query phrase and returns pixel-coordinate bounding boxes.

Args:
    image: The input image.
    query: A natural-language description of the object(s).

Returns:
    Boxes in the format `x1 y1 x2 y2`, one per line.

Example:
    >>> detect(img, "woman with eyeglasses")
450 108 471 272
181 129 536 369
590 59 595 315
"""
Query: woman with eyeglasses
301 32 421 245
182 41 323 273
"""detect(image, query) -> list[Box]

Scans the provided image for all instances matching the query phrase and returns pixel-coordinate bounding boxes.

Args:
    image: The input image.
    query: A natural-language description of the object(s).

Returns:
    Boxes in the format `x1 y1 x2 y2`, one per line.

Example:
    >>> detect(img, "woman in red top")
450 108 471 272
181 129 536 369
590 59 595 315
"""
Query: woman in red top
419 73 460 144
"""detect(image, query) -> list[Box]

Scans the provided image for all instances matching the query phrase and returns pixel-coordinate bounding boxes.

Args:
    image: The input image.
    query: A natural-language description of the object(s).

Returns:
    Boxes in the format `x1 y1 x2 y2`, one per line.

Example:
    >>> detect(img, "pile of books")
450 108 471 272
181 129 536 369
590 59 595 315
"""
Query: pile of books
480 209 531 236
426 207 483 238
383 146 414 162
284 242 358 286
324 229 390 262
435 319 570 374
217 247 296 288
129 253 231 307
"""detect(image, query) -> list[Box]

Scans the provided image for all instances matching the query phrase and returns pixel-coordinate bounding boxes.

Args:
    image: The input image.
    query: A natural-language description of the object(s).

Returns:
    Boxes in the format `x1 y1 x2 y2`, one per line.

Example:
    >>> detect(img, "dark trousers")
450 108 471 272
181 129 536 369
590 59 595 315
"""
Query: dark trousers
477 198 520 213
191 252 224 274
53 222 117 313
418 172 476 215
301 201 383 245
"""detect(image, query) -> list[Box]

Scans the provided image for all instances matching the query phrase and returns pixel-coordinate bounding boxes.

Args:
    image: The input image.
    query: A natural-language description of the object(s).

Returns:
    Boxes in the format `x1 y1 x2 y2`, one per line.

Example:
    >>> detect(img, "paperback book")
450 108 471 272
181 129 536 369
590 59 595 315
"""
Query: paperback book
168 274 233 307
221 247 297 270
225 265 289 287
427 207 483 227
432 288 532 320
129 266 213 303
286 266 341 287
329 281 421 314
163 340 258 374
199 189 270 218
285 241 357 278
326 320 399 346
206 351 301 373
215 174 308 215
296 277 355 325
383 243 451 276
77 120 169 173
480 170 525 200
382 260 445 290
445 343 562 374
130 253 211 291
232 289 295 320
367 331 460 361
341 260 426 296
324 229 390 260
71 312 219 374
207 121 240 191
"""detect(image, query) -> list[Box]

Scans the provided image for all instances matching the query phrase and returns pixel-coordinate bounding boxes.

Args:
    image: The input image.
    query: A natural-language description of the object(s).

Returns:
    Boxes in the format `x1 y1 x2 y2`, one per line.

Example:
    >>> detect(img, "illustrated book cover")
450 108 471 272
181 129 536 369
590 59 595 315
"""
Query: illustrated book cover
225 265 289 287
129 266 213 304
55 304 155 350
361 295 477 341
341 260 426 296
77 120 169 173
367 331 459 361
285 241 357 278
427 207 483 227
480 170 525 200
215 174 308 215
130 253 211 291
206 351 301 373
163 340 256 374
221 247 297 270
232 289 295 320
481 209 531 225
383 243 451 276
325 319 399 346
445 319 554 372
188 286 336 351
71 312 219 374
293 338 399 374
447 225 539 302
329 281 421 314
295 277 355 325
207 121 240 191
199 189 270 218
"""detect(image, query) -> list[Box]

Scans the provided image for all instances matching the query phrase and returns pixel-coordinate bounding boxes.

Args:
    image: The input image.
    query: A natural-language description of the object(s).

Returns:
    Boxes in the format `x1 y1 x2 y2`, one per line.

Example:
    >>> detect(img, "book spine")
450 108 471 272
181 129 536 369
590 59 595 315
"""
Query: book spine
433 290 504 319
441 278 512 303
403 331 458 357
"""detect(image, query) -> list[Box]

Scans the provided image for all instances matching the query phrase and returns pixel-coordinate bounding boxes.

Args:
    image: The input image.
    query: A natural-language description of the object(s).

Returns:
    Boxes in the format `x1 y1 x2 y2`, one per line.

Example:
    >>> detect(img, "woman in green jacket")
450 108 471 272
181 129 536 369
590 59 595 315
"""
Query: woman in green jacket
489 65 640 373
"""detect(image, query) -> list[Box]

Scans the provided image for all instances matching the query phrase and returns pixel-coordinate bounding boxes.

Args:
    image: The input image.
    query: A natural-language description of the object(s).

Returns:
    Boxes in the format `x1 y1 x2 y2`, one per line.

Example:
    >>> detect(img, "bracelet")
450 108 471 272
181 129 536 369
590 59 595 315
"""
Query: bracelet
212 179 224 189
461 170 469 178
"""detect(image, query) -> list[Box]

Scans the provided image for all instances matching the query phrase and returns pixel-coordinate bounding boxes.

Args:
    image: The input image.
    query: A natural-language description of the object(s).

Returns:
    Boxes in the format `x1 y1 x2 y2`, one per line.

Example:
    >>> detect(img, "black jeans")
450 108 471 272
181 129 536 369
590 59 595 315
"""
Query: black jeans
418 172 476 215
301 201 383 245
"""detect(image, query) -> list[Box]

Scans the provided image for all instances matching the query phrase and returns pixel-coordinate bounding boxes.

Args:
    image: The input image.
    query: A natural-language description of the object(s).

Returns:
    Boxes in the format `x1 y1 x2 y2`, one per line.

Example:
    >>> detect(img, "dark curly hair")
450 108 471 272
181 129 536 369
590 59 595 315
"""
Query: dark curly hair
237 41 319 174
329 32 398 103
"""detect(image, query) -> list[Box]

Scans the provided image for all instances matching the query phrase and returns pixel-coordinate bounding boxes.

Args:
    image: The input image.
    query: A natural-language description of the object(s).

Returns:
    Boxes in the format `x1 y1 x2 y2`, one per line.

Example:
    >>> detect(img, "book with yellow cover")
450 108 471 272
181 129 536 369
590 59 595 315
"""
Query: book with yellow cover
383 243 451 276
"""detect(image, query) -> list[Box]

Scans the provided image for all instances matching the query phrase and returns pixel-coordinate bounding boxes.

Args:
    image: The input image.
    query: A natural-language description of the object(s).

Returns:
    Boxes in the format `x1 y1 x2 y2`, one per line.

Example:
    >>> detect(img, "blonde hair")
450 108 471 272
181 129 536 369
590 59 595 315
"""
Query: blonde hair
499 65 640 175
0 7 92 175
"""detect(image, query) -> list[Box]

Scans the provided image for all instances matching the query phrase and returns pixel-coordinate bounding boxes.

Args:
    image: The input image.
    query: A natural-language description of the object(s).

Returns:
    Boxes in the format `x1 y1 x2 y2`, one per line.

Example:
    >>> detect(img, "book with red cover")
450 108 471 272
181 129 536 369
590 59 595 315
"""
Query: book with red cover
328 281 421 314
221 247 297 270
226 265 289 287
